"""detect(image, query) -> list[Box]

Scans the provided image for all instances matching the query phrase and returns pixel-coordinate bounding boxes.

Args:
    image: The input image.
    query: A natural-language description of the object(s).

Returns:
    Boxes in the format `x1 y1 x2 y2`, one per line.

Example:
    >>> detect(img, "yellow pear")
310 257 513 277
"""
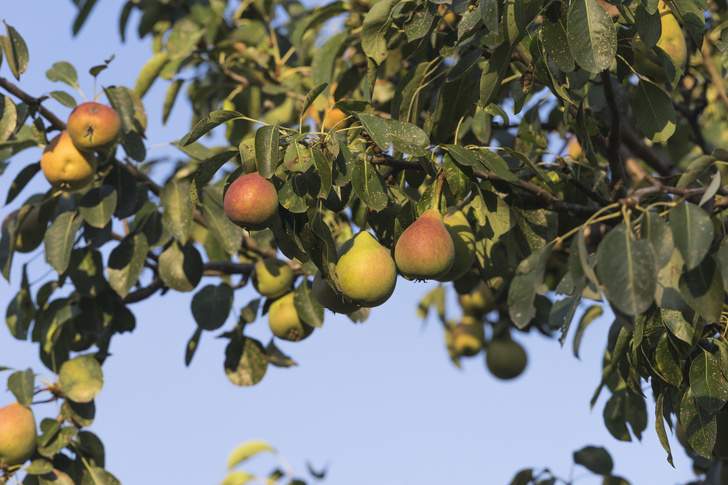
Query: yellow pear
252 259 294 299
336 231 397 307
0 402 37 467
41 131 97 191
268 292 314 342
437 208 476 282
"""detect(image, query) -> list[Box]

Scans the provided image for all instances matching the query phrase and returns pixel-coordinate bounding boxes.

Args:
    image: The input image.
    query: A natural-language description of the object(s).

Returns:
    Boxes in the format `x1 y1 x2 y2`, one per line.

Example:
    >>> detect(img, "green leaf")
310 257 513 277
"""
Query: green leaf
655 332 683 387
59 354 103 403
293 279 324 328
224 337 268 387
596 224 657 315
7 368 34 407
80 467 121 485
5 161 39 205
188 148 238 209
181 110 245 146
639 212 673 268
659 309 693 344
161 180 194 245
227 440 274 468
679 255 723 323
479 43 514 107
689 350 728 414
654 393 674 466
134 51 169 99
566 0 617 73
356 113 392 151
158 241 203 292
311 148 332 199
163 79 184 125
49 90 77 108
265 339 298 368
715 238 728 290
680 387 717 458
25 459 53 475
386 119 429 156
45 62 78 88
68 248 106 298
542 4 575 72
573 445 613 475
191 283 234 331
361 0 399 64
166 18 204 59
107 233 149 298
0 95 17 143
352 160 388 212
631 79 677 143
6 265 34 340
200 187 242 255
72 0 99 35
79 186 117 229
299 82 328 123
278 174 310 213
573 305 602 359
669 203 712 271
1 24 29 80
255 122 280 178
185 327 202 367
44 212 83 274
508 242 556 328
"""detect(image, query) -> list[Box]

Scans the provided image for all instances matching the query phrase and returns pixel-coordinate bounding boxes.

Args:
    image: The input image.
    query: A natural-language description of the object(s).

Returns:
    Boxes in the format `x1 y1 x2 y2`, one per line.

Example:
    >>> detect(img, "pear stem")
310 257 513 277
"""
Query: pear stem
433 170 446 212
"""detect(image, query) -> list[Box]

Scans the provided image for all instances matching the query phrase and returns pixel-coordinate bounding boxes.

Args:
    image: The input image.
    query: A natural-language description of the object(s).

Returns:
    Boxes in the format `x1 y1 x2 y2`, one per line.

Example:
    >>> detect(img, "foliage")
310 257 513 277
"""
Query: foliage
2 0 728 483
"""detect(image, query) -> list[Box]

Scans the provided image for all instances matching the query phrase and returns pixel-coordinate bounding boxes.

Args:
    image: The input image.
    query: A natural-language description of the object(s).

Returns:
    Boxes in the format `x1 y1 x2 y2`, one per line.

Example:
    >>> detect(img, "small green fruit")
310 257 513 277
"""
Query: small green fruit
336 231 397 307
268 293 314 341
252 259 294 299
0 402 37 467
437 208 476 282
312 271 360 314
486 337 528 380
394 209 455 281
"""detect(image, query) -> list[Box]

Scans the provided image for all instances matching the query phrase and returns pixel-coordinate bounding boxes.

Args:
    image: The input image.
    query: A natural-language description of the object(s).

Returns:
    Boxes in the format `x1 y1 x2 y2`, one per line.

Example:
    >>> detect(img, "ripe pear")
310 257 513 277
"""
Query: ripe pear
2 206 46 253
394 209 455 281
336 231 397 307
632 7 687 83
0 402 37 467
268 292 314 341
437 208 476 282
323 107 349 131
66 102 122 151
486 336 528 380
41 131 97 191
452 316 485 357
223 172 279 231
252 258 294 299
312 271 360 314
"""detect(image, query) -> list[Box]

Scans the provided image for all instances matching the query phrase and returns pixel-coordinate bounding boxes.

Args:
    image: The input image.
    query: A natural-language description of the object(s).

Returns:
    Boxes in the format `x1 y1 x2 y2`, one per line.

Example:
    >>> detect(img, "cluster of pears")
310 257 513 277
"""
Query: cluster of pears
631 0 688 83
0 402 37 468
223 172 279 231
395 207 476 282
41 102 121 192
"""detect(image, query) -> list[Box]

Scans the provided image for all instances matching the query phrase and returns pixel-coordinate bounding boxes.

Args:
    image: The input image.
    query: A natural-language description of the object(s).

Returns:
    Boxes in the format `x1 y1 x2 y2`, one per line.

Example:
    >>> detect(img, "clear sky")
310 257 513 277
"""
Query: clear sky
0 2 699 484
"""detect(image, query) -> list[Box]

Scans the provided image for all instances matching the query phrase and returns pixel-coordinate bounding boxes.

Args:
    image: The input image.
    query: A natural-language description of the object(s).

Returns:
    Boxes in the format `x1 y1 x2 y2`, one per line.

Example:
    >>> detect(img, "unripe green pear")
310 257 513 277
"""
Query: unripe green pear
0 402 37 467
223 172 279 231
268 292 314 341
486 336 528 380
336 231 397 307
312 271 360 314
437 208 476 282
452 316 485 357
252 258 294 299
394 209 455 281
632 8 687 83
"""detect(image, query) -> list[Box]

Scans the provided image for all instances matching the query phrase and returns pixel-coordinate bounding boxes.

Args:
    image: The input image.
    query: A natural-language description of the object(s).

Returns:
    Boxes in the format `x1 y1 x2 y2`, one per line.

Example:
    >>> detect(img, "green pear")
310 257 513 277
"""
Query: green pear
632 7 687 83
394 209 455 281
336 231 397 307
252 258 294 299
437 208 476 282
312 271 360 314
268 292 314 341
452 315 485 357
486 336 528 380
0 402 37 467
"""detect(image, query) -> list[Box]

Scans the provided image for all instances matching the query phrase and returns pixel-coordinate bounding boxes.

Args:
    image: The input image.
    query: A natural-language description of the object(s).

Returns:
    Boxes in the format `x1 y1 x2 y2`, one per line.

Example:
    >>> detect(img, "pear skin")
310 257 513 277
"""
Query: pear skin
252 259 294 299
632 8 687 83
336 231 397 307
223 173 279 230
486 336 528 380
41 131 97 191
0 402 37 467
312 271 360 314
437 208 476 282
268 292 314 341
395 209 455 281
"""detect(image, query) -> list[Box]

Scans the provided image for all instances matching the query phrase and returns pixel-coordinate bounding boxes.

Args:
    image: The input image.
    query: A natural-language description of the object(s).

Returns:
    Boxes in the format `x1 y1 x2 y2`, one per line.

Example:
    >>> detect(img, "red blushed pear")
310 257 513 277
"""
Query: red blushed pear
66 102 122 151
0 402 37 467
394 209 455 281
223 172 279 231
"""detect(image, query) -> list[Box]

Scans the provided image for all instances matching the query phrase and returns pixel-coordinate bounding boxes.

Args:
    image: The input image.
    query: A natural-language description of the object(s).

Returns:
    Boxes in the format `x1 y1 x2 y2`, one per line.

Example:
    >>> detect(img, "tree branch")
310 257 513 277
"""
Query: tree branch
0 77 67 131
620 126 679 177
600 70 628 199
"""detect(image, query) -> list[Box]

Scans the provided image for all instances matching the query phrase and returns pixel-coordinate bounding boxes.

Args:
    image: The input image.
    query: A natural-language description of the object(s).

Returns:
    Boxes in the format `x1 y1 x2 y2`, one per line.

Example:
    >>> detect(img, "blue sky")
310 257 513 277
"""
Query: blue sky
0 2 699 484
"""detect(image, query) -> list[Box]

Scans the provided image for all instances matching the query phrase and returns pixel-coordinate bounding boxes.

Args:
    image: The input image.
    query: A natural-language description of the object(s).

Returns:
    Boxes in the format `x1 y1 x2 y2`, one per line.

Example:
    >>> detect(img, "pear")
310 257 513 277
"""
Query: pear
437 208 476 282
336 231 397 307
223 172 279 231
486 336 528 380
268 292 314 341
41 131 97 191
452 315 485 357
458 282 495 318
0 402 37 467
632 6 687 83
312 271 360 314
394 209 455 281
252 258 294 299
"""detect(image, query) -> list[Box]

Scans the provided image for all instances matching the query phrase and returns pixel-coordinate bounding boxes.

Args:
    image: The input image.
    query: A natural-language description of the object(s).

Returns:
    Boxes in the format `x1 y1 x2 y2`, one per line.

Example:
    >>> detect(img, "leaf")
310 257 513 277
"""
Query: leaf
5 161 39 205
80 467 121 485
255 122 280 178
158 241 203 293
1 24 29 80
163 79 184 125
479 43 514 107
59 354 104 403
45 62 78 88
573 305 603 359
293 279 324 328
299 82 328 123
166 18 204 59
7 368 34 406
596 224 657 315
185 327 202 367
188 148 238 209
224 337 268 387
689 350 728 414
107 232 149 298
44 212 83 274
573 445 613 475
200 187 242 255
265 340 298 368
630 79 677 143
479 149 520 184
6 265 34 340
639 211 673 268
49 90 77 108
181 110 245 146
161 180 194 245
680 387 717 458
508 242 556 328
0 95 18 143
79 186 117 229
134 51 169 98
227 441 274 468
679 255 723 323
542 4 575 72
72 0 99 35
356 113 392 151
386 119 429 156
351 160 388 212
361 0 399 64
669 203 712 271
659 309 693 344
654 393 674 466
191 283 234 331
566 0 617 73
699 170 722 207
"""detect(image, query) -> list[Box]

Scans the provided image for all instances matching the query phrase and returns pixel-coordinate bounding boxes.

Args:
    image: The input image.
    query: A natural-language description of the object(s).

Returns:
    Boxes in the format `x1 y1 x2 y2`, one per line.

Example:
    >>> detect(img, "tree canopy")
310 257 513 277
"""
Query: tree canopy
2 0 728 483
